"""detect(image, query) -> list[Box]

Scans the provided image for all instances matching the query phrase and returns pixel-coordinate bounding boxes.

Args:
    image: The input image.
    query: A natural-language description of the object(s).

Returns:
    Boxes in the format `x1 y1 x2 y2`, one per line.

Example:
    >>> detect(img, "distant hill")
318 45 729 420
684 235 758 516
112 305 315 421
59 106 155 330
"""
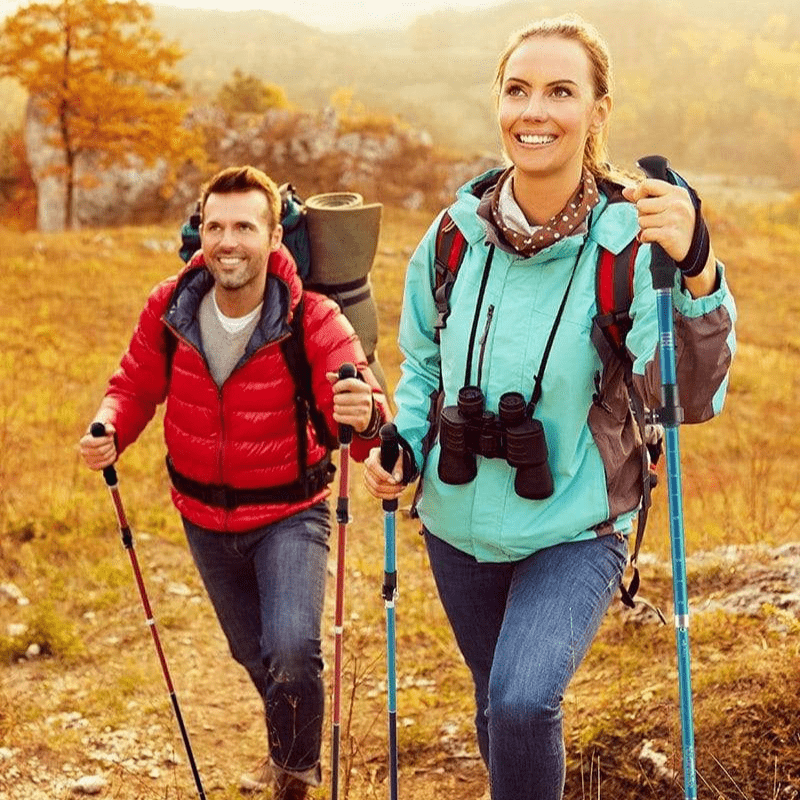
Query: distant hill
149 0 800 186
3 0 799 186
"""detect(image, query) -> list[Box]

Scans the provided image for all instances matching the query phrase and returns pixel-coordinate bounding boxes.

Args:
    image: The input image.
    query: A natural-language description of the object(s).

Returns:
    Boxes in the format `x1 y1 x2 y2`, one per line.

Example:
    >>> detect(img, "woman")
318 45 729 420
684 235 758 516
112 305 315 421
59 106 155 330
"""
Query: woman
363 14 736 800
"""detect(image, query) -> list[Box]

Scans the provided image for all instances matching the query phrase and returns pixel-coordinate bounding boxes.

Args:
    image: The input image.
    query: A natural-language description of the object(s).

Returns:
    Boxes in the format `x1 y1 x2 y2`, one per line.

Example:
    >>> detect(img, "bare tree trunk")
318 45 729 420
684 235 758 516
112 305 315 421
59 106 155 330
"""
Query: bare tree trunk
61 12 75 230
64 145 75 230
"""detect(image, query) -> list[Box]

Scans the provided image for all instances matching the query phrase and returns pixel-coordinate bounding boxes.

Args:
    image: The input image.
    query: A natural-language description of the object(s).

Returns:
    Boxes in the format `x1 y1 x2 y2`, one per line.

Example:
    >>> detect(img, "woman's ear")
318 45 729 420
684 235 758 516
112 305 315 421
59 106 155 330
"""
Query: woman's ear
590 94 612 134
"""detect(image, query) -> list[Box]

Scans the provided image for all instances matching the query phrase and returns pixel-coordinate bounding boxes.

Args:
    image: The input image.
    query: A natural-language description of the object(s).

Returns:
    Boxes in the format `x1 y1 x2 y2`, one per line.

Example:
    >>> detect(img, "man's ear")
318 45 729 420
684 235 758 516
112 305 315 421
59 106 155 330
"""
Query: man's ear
270 223 283 251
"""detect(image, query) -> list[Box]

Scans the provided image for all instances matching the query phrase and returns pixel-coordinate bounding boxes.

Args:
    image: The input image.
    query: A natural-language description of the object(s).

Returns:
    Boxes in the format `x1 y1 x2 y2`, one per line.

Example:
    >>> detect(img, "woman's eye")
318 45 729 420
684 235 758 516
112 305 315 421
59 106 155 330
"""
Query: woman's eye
504 83 525 97
552 85 572 98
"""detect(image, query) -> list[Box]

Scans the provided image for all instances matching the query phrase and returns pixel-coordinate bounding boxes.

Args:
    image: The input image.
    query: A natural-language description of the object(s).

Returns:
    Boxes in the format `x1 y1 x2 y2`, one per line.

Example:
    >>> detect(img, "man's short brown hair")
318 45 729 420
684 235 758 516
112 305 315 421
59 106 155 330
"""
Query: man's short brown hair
200 166 282 229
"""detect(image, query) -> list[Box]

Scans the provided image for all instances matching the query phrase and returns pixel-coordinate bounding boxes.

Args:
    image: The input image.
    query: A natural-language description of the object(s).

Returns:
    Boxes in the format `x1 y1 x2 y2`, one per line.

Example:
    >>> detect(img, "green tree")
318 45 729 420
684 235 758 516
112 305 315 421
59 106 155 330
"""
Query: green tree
216 69 289 115
0 0 203 229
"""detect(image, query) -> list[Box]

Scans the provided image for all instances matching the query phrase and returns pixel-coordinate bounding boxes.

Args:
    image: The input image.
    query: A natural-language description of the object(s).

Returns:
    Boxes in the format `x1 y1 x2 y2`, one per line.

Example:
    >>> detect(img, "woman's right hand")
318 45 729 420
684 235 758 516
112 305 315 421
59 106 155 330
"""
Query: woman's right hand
79 423 117 470
363 446 406 501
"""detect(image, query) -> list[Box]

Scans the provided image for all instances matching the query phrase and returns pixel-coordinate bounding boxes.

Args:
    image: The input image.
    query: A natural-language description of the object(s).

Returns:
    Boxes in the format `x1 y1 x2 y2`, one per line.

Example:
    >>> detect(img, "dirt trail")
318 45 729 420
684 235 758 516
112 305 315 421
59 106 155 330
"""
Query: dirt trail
1 519 489 800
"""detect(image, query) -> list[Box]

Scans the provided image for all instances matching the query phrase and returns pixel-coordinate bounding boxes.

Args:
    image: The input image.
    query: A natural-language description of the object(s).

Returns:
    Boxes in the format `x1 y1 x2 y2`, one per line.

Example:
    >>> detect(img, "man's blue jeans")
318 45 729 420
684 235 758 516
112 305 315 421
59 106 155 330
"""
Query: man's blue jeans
424 530 627 800
183 502 330 782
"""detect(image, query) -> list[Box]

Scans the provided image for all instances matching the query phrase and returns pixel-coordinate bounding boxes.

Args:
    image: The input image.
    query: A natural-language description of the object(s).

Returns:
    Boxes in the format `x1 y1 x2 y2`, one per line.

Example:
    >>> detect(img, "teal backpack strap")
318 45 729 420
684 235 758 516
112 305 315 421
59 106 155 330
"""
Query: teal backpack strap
278 183 312 280
179 202 201 263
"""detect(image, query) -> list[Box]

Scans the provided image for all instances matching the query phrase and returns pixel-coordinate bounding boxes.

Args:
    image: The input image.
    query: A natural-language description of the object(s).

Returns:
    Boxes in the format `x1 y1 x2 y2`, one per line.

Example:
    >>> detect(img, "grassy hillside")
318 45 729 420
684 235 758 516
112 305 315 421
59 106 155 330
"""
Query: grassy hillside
0 192 799 798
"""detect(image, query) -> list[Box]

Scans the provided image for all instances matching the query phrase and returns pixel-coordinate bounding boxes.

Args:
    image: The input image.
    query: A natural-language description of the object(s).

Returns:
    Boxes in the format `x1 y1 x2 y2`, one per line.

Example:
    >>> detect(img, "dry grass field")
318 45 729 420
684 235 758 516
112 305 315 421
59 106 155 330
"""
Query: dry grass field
1 191 799 799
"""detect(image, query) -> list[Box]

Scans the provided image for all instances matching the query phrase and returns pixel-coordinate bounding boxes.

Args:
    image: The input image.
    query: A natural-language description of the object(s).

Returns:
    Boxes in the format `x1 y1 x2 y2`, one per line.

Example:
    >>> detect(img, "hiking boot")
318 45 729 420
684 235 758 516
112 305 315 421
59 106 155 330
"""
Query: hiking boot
238 758 271 793
274 771 308 800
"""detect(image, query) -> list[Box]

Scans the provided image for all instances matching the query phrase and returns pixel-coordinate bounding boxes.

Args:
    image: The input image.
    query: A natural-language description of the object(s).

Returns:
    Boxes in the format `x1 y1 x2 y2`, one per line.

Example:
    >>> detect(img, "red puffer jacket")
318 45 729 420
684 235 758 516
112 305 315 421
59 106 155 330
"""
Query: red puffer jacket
98 246 388 532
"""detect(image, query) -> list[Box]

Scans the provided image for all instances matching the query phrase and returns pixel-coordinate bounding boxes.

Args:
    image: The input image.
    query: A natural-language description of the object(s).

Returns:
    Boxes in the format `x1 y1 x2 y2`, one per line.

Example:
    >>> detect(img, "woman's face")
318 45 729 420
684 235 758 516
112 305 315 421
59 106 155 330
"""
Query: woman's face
497 35 610 185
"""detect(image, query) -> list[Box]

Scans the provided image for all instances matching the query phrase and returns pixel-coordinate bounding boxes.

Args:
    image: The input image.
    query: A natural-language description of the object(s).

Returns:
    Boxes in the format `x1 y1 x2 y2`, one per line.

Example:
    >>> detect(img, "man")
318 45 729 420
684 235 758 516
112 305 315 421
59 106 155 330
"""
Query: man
80 166 389 800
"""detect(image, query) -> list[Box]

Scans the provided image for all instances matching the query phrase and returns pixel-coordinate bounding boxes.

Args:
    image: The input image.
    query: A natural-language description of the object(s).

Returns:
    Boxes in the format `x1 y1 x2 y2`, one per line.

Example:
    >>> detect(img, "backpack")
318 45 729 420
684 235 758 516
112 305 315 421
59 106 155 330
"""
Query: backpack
426 209 663 607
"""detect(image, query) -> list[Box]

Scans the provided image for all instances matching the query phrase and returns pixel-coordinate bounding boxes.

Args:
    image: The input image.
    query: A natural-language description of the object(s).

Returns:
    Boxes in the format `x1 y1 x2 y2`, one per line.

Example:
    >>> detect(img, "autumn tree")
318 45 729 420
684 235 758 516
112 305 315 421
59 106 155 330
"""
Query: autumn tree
0 0 203 230
0 126 37 230
216 69 289 115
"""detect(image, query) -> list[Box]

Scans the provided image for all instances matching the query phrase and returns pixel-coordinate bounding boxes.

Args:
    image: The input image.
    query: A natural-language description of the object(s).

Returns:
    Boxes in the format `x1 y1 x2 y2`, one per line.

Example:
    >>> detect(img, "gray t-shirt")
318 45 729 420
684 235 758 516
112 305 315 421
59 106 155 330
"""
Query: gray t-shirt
199 289 262 387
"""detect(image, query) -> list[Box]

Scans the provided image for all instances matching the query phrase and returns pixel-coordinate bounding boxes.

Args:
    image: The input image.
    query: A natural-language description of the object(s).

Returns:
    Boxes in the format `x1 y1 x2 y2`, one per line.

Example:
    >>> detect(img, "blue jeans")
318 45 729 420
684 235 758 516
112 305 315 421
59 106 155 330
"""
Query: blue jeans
183 503 330 781
424 530 627 800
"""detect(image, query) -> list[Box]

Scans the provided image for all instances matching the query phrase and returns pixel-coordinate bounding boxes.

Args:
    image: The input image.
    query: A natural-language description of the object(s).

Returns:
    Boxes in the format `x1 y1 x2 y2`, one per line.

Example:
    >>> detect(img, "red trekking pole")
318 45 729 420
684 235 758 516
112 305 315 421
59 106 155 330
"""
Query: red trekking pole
90 423 206 800
330 362 357 800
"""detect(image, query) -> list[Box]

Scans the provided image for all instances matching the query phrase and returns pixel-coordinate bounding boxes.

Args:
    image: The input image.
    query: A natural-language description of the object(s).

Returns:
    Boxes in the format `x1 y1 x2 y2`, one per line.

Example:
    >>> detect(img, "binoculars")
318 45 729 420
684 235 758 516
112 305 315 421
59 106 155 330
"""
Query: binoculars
438 386 554 500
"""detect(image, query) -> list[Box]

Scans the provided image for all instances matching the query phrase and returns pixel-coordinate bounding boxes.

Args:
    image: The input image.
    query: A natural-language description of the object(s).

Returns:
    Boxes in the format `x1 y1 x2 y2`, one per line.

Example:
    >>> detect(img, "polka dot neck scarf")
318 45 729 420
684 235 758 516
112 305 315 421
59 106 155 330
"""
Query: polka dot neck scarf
489 167 601 257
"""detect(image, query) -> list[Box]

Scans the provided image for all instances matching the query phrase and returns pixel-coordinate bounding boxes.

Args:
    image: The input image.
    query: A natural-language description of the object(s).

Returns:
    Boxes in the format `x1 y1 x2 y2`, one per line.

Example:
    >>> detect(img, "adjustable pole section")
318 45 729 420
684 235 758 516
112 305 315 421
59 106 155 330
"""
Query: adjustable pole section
379 423 400 800
637 156 698 800
90 424 206 800
331 362 356 800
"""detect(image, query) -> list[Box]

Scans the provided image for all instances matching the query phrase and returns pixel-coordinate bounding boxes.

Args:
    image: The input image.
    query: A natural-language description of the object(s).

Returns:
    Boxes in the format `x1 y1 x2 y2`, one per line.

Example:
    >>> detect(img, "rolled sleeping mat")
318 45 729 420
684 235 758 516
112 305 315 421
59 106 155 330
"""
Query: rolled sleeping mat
304 192 388 396
304 192 382 285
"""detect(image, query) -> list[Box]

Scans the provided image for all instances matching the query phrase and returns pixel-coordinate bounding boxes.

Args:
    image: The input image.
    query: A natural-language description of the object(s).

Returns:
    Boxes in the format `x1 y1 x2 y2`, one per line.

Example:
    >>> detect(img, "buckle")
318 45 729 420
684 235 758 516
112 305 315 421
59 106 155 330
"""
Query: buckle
208 485 231 509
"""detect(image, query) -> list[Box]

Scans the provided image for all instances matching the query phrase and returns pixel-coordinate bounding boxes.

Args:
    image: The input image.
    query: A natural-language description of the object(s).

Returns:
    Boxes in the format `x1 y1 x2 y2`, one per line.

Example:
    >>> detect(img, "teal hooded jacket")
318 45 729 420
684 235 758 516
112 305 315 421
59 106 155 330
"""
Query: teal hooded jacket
393 170 737 562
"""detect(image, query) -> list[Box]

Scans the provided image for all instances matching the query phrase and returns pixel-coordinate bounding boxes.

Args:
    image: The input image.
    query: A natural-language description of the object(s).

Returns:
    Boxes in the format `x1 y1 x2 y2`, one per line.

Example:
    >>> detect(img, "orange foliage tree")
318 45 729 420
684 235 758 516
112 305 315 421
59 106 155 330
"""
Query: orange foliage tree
0 0 204 230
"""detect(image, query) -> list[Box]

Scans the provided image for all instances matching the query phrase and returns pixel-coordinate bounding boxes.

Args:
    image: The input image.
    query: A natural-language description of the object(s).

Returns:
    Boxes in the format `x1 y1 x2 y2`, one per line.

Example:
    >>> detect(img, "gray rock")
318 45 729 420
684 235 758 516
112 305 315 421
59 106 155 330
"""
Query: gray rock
70 775 107 795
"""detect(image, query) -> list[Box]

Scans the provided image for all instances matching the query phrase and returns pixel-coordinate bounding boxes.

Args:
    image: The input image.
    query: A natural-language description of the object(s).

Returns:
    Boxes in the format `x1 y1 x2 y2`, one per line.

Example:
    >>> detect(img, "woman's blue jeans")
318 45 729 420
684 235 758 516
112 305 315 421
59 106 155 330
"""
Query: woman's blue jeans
424 530 627 800
183 502 330 781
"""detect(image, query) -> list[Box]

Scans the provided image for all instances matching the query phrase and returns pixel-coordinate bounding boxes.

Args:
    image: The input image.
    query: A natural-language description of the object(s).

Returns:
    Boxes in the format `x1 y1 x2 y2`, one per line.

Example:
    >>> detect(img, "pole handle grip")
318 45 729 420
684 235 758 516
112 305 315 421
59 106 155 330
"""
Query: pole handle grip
637 154 678 290
90 422 118 486
379 423 399 513
337 362 357 445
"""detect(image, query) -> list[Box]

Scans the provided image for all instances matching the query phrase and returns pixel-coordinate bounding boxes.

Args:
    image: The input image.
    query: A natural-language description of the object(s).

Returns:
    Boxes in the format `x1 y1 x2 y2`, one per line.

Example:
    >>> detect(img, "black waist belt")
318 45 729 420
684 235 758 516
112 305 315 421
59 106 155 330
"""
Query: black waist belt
166 454 335 510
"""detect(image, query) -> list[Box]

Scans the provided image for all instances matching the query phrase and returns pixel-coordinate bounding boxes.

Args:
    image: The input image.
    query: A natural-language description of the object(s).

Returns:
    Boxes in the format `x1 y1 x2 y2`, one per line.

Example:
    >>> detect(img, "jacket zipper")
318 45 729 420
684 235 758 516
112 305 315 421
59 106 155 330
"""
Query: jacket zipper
475 305 495 388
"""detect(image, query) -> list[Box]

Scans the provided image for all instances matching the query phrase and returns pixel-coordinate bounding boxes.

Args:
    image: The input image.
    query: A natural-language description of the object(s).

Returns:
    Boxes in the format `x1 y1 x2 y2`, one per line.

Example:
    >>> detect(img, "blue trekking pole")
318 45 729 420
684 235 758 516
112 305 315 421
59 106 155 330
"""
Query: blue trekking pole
637 155 698 800
379 422 400 800
89 423 207 800
331 362 357 800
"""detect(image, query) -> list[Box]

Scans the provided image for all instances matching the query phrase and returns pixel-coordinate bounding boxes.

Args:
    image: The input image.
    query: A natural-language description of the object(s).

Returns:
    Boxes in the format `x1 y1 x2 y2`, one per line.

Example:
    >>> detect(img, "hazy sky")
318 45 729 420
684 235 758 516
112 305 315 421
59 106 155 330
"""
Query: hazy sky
1 0 508 32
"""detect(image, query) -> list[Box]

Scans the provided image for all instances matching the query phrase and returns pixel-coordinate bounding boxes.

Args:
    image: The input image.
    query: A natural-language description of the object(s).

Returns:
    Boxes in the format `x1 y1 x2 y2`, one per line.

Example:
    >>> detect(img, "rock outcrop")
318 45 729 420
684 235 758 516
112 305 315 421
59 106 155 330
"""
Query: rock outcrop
24 97 501 231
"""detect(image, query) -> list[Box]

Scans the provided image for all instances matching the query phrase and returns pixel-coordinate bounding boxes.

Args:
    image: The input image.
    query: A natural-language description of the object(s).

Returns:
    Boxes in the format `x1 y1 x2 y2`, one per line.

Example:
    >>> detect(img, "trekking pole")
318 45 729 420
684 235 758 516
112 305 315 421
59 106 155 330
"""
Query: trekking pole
379 422 400 800
331 362 357 800
637 155 698 800
89 423 207 800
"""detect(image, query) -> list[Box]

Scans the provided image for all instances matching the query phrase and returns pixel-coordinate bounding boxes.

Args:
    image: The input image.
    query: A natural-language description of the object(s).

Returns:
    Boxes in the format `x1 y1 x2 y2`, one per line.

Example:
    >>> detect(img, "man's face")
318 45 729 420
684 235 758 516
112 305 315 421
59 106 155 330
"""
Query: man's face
200 189 282 302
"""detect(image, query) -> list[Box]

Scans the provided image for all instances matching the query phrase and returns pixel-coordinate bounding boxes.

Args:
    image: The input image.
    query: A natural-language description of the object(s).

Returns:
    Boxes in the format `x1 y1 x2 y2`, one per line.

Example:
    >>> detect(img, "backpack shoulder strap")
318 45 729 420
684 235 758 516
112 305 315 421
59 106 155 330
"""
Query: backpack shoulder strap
433 211 468 343
282 294 338 462
595 237 639 354
410 211 467 516
594 238 655 609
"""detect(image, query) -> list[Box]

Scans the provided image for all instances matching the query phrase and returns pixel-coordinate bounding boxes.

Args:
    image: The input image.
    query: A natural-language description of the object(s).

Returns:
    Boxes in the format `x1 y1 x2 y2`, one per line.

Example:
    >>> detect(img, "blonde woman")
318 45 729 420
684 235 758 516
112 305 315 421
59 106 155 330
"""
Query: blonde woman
364 15 735 800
